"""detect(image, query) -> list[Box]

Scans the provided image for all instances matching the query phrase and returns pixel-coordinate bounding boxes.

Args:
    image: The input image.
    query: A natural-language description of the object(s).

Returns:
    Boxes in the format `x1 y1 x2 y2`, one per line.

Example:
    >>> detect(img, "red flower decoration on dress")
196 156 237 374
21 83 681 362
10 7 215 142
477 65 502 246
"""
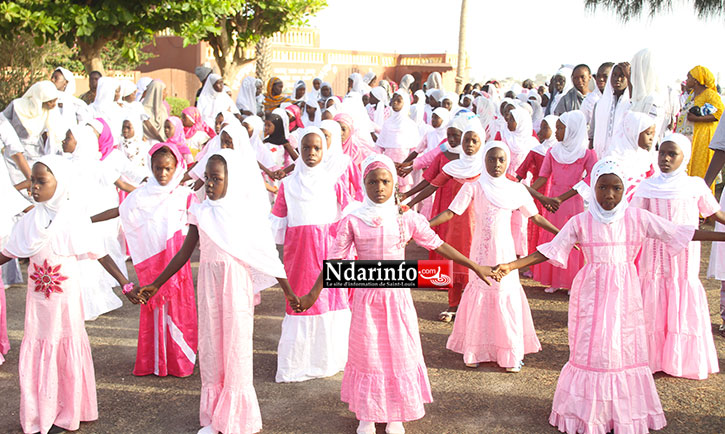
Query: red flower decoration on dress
30 260 68 298
371 216 383 227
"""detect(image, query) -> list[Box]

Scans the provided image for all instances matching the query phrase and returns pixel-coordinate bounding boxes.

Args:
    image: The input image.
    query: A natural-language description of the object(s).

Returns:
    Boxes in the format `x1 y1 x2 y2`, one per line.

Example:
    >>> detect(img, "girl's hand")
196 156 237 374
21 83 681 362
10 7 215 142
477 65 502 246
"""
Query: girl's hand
397 166 413 178
298 293 316 312
540 196 561 212
124 286 144 305
285 292 301 311
138 285 160 302
473 265 493 286
491 263 512 281
272 170 287 180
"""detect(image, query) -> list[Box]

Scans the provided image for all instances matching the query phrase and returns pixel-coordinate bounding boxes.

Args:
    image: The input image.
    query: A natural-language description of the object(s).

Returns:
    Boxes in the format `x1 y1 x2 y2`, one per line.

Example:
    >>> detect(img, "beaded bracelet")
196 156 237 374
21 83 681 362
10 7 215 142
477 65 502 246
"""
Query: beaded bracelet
122 282 135 295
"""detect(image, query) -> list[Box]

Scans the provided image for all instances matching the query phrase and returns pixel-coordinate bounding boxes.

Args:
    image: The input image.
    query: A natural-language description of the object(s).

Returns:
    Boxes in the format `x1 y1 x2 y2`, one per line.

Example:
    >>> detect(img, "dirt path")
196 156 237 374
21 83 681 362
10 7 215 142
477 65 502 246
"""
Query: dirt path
1 244 723 433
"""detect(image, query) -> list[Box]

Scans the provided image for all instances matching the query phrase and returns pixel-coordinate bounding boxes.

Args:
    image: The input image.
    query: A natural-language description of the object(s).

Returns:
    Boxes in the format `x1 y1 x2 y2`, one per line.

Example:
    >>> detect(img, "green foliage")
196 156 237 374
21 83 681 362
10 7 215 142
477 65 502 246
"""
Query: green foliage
167 96 191 117
585 0 724 20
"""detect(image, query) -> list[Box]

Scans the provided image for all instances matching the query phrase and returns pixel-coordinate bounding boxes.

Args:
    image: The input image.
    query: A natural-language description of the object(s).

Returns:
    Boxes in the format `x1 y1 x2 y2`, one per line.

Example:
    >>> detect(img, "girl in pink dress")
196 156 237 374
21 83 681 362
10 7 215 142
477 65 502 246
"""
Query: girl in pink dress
494 158 725 434
431 137 558 372
117 143 198 377
139 148 295 434
0 156 138 434
532 111 596 293
333 113 375 169
375 91 421 193
298 154 495 434
632 133 721 379
271 127 352 383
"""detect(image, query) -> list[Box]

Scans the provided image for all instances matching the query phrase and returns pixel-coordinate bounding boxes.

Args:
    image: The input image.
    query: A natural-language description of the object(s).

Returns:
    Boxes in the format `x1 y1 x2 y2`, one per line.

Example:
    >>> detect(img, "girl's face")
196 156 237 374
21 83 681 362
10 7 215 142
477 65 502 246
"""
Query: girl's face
685 72 697 90
243 122 254 138
50 70 68 92
506 113 517 132
164 119 174 138
595 65 612 92
295 86 305 99
220 131 234 149
122 120 134 139
264 119 275 136
321 86 331 98
365 168 394 204
321 110 333 121
429 98 440 109
213 79 224 93
181 113 194 128
321 128 332 149
42 98 58 110
123 93 135 103
555 119 566 142
501 103 514 119
610 66 629 93
638 125 656 151
461 131 482 156
301 134 324 167
313 79 322 90
658 141 684 173
595 173 624 210
368 94 379 106
215 114 225 134
305 104 317 118
62 130 76 154
441 99 452 111
272 79 283 96
205 158 227 200
347 78 353 91
339 122 351 143
31 163 57 203
446 127 463 148
431 113 443 129
460 98 471 108
538 121 553 143
485 147 507 178
151 153 177 186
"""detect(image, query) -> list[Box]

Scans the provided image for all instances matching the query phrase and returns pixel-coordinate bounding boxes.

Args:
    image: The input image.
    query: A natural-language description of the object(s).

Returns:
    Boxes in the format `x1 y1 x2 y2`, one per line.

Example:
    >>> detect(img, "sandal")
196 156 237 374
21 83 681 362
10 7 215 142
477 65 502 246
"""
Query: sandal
438 310 456 322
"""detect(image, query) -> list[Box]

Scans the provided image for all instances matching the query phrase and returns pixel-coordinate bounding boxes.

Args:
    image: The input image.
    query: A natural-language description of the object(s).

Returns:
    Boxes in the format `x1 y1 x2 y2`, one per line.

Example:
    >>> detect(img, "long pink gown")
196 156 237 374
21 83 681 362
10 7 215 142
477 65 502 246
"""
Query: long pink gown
0 267 8 365
3 240 102 434
272 182 351 383
631 187 720 379
508 148 530 256
535 149 596 290
538 208 694 434
446 182 542 367
331 211 442 423
190 215 263 434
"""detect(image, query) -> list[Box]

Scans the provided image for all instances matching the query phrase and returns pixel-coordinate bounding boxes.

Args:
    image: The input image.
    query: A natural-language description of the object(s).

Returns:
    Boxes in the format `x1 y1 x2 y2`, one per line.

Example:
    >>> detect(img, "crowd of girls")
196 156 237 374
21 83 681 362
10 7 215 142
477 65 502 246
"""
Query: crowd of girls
0 48 723 434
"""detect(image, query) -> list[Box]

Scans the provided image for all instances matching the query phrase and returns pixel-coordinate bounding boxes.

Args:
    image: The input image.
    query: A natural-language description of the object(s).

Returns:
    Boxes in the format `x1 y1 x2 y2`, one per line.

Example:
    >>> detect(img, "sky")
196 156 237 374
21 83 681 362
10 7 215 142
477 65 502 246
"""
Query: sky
308 0 725 86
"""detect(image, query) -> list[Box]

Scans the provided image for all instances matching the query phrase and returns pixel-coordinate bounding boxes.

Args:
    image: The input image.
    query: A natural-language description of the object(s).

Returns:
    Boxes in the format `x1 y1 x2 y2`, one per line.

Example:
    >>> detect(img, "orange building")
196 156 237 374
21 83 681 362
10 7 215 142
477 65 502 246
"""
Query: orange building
137 27 469 103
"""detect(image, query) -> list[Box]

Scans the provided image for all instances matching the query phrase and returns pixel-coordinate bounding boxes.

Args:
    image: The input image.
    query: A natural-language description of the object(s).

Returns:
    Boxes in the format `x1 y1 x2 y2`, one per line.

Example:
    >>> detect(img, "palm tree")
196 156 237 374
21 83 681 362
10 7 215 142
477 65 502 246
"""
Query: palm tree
584 0 723 19
455 0 467 94
256 36 272 86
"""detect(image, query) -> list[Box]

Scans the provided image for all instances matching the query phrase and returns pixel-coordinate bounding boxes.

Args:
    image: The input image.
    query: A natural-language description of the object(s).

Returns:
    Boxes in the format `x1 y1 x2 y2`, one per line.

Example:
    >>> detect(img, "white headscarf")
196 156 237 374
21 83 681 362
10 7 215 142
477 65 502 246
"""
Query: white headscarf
198 73 238 126
629 48 663 114
91 77 119 114
118 79 136 100
375 90 420 149
54 67 76 96
4 155 98 258
634 133 704 199
531 115 558 156
320 119 350 176
283 127 340 227
348 154 399 227
588 158 629 224
235 76 259 114
474 96 495 135
293 80 306 102
442 122 486 178
135 77 152 102
605 111 656 176
426 107 451 151
271 107 290 140
189 148 286 290
410 89 426 125
11 80 61 139
242 115 274 168
303 92 322 127
399 74 414 92
478 141 532 210
501 107 537 155
550 110 588 164
593 65 631 158
425 72 442 90
443 113 475 154
348 73 370 95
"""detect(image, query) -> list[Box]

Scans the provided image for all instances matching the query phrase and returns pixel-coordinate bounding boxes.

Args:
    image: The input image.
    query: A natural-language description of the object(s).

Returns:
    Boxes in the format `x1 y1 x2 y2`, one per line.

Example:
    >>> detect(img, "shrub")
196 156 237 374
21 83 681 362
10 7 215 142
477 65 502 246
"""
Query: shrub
166 96 190 117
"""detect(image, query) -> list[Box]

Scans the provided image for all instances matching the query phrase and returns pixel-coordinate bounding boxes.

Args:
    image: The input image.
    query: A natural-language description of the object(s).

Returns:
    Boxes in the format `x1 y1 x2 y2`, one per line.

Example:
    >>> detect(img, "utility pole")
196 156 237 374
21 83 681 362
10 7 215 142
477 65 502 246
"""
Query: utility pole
455 0 467 93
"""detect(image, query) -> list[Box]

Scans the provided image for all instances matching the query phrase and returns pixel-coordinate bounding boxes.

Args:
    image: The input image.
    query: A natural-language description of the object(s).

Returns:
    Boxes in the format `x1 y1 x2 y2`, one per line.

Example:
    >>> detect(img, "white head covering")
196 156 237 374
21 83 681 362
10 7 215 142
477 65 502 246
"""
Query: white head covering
135 77 152 101
593 64 631 158
531 115 558 156
303 92 322 127
606 111 656 176
189 148 286 290
4 155 98 258
443 113 475 154
118 79 136 100
54 67 76 96
425 107 451 152
348 154 399 228
550 110 588 164
342 91 375 135
629 48 663 114
198 73 237 125
293 80 306 101
12 81 61 138
283 127 340 227
242 115 274 168
271 107 290 140
320 119 350 176
478 141 532 210
442 122 486 178
399 74 414 92
410 89 426 124
91 77 119 112
501 107 537 155
348 73 371 95
363 72 376 85
474 96 495 135
375 90 420 149
425 72 442 90
235 76 259 114
588 158 629 224
634 133 704 199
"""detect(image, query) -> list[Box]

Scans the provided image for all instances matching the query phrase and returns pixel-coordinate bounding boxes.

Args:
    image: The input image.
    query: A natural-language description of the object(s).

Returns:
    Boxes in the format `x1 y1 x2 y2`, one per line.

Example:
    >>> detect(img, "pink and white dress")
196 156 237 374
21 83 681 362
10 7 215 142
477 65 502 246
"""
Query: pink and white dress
538 207 693 434
446 179 541 367
631 180 720 379
119 155 198 378
331 211 441 423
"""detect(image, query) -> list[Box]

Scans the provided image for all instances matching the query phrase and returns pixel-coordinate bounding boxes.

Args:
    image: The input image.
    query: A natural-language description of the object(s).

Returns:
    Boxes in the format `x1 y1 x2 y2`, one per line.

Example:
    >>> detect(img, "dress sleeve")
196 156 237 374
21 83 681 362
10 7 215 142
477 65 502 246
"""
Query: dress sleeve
629 196 649 210
538 152 553 178
518 186 539 218
270 182 288 244
515 152 533 179
639 208 695 256
430 171 453 188
707 90 724 121
537 216 580 268
409 211 444 250
414 146 441 171
415 135 428 153
448 182 474 215
330 215 355 259
696 181 720 217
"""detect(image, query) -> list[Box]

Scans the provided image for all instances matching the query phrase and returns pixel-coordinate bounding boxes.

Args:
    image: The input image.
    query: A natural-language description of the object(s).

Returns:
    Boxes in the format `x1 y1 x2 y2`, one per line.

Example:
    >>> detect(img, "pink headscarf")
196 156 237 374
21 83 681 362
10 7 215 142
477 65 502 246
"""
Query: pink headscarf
181 106 216 140
285 104 305 131
334 112 376 166
148 141 185 169
96 117 114 161
165 116 191 155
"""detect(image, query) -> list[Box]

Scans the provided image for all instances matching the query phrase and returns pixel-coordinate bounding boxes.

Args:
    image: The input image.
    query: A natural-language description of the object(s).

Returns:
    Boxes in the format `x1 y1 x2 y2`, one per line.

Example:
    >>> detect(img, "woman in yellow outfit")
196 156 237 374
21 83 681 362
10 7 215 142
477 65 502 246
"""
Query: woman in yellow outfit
676 65 723 193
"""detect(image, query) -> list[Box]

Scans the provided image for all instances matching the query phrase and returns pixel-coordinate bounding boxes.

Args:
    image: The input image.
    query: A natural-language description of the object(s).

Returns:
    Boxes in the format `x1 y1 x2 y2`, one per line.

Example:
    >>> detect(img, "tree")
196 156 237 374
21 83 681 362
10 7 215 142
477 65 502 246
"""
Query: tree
203 0 327 82
584 0 724 20
0 1 227 74
455 0 468 94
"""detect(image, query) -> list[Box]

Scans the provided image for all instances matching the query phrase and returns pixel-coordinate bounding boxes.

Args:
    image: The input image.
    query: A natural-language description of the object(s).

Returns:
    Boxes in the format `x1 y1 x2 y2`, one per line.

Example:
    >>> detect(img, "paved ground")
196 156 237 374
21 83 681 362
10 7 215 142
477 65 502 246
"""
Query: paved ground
1 242 724 434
